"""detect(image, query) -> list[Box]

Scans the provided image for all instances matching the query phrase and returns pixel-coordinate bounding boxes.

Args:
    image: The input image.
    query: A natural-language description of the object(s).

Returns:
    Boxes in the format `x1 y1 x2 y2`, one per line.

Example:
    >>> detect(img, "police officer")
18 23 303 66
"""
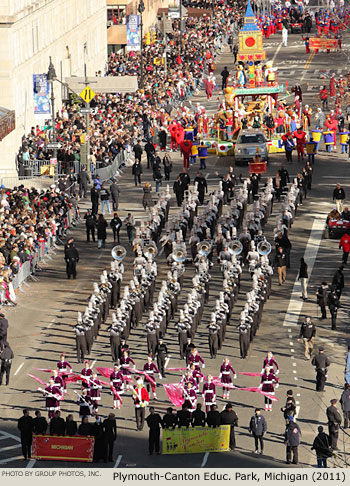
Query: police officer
64 239 79 279
328 287 340 330
312 347 331 392
326 399 342 450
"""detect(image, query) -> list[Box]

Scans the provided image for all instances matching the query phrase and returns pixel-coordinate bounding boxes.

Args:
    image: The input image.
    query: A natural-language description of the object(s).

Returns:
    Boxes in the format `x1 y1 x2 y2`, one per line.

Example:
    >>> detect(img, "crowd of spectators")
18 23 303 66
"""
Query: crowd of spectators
16 1 244 177
0 184 78 305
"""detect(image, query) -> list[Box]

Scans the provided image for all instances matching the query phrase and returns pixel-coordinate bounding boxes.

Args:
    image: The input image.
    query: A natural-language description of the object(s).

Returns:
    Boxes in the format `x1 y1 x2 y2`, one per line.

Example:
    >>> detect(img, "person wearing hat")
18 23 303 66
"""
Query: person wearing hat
102 413 117 463
312 347 331 392
248 408 267 454
146 406 162 455
326 399 342 450
110 212 122 244
316 282 328 319
220 402 238 450
64 238 79 279
0 340 13 386
284 416 301 464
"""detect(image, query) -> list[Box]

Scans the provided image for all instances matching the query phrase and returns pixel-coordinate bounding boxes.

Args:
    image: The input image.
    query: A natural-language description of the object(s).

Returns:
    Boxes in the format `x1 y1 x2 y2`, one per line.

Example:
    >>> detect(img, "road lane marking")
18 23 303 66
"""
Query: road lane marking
0 456 23 464
201 451 210 467
114 455 122 468
14 363 24 376
0 444 21 451
272 42 282 64
283 215 325 327
0 431 20 441
27 459 36 468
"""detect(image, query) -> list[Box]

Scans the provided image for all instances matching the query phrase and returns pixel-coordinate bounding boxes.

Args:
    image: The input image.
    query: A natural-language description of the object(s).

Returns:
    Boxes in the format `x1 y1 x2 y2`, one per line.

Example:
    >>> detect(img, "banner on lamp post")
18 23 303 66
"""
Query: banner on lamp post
126 15 141 52
33 74 51 119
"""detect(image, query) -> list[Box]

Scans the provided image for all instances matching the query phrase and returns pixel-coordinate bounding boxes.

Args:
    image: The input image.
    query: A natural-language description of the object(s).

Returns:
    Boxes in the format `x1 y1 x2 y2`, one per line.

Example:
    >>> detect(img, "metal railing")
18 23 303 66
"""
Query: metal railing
1 206 80 304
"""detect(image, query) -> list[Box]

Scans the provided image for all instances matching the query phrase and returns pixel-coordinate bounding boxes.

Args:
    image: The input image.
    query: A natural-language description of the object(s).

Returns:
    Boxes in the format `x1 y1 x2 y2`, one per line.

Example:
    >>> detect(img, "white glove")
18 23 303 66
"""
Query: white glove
202 364 205 369
258 384 262 389
275 383 279 389
276 370 280 375
159 374 162 379
233 374 237 379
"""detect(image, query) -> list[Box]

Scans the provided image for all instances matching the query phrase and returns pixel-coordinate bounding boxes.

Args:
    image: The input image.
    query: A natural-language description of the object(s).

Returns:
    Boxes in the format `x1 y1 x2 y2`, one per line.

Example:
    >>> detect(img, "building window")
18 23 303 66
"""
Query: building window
107 7 126 26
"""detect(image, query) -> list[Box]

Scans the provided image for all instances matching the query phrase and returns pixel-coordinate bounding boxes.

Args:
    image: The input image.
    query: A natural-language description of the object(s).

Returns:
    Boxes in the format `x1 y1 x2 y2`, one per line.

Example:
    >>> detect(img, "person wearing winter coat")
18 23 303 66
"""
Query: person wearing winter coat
248 409 267 454
142 183 153 210
284 418 302 465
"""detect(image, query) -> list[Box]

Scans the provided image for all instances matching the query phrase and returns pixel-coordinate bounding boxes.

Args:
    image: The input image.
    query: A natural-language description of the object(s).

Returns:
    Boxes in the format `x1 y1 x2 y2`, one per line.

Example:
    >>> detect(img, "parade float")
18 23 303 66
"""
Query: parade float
202 0 285 161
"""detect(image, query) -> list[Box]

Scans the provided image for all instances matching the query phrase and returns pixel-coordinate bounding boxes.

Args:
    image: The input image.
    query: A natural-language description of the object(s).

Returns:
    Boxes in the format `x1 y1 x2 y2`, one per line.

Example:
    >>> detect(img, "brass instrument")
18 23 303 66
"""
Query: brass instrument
172 245 186 263
197 240 212 257
228 240 243 256
111 245 126 261
257 240 272 256
144 242 158 259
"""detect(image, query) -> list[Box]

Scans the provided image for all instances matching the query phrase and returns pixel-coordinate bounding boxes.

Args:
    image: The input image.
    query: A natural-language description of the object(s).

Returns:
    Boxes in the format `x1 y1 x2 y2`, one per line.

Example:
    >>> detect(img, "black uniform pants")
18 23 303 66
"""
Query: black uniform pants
112 228 120 243
92 200 98 215
316 370 326 391
86 227 95 242
330 308 337 330
320 305 327 319
239 333 249 358
21 437 32 459
76 336 87 362
157 355 166 376
343 252 349 264
149 429 160 454
328 424 339 449
66 259 77 278
229 426 236 449
105 438 115 462
253 434 264 451
147 335 157 359
209 334 218 358
286 445 298 464
110 337 120 362
135 407 145 430
0 362 11 385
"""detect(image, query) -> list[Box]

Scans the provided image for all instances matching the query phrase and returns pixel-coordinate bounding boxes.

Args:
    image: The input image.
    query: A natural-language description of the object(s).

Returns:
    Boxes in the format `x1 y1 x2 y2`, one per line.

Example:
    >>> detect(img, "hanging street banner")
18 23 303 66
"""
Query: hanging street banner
162 425 230 454
126 15 141 52
33 74 51 118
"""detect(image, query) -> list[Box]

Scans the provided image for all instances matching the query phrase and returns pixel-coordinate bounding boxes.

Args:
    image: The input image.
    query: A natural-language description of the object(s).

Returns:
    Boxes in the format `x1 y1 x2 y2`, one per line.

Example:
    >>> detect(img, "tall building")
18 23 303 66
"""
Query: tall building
0 0 107 178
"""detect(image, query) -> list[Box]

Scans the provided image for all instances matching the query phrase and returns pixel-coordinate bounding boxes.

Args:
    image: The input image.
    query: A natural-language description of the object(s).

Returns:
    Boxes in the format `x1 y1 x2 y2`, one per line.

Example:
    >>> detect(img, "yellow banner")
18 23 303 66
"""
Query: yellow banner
162 426 230 454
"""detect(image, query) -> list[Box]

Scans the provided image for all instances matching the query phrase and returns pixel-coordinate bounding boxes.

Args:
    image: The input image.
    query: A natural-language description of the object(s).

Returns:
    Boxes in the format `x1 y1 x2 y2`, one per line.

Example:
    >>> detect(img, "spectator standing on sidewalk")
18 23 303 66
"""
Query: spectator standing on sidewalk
340 383 350 429
110 180 120 211
100 186 111 215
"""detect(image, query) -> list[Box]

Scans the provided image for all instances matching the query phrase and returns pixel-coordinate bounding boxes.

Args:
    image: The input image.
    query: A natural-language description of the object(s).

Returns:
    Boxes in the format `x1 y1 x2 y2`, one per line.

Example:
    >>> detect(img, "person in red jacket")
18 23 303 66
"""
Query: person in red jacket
319 86 329 111
293 127 306 161
180 139 193 169
339 232 350 264
132 377 150 431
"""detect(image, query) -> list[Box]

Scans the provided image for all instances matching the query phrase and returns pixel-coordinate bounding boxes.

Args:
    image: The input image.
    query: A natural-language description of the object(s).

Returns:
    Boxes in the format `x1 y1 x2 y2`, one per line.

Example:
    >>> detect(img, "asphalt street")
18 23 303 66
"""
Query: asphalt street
1 29 350 469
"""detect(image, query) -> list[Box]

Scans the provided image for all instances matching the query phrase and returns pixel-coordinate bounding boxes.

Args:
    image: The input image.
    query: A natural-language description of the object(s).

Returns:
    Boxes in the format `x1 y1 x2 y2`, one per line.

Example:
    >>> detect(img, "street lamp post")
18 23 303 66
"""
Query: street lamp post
138 0 145 89
47 57 58 182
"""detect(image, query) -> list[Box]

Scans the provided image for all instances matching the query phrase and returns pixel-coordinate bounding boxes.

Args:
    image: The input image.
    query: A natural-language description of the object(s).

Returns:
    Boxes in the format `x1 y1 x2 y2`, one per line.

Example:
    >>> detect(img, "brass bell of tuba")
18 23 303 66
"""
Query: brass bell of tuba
144 242 158 259
172 245 186 263
228 239 243 256
197 240 212 256
111 245 127 261
257 240 272 256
